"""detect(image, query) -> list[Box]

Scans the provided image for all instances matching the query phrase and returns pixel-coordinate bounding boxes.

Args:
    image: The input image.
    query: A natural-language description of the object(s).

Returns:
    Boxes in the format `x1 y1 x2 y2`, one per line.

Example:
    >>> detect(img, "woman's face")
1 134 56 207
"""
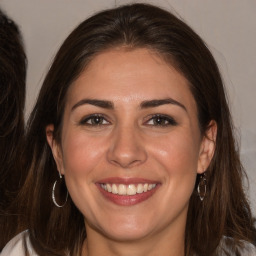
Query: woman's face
47 48 215 243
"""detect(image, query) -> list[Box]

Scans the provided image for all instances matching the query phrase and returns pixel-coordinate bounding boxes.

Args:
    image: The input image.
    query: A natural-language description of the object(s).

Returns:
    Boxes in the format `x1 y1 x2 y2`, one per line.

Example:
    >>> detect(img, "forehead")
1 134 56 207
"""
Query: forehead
66 48 196 112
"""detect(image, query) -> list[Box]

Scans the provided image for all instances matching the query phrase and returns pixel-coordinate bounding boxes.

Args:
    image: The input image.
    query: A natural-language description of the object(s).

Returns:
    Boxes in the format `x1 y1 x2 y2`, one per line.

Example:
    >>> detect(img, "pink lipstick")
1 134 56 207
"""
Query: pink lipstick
96 177 160 206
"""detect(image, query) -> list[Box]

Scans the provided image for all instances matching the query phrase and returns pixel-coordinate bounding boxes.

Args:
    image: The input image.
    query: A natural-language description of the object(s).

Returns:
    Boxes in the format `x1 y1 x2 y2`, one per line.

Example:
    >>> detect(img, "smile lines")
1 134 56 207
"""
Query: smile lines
100 183 157 195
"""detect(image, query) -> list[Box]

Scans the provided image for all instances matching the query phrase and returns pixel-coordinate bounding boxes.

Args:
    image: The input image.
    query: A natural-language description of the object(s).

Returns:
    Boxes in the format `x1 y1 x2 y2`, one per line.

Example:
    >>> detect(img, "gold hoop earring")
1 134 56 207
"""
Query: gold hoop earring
52 172 68 208
197 172 207 201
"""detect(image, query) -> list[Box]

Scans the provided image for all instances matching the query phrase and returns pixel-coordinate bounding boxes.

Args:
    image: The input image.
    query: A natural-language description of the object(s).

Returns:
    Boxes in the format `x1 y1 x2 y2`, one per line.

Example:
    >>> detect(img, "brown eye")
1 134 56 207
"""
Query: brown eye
146 114 177 127
80 114 109 126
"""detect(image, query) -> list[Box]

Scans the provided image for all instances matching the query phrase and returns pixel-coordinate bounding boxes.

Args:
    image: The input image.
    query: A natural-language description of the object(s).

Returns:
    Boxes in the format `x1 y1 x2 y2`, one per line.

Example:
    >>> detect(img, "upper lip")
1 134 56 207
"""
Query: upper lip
96 177 160 185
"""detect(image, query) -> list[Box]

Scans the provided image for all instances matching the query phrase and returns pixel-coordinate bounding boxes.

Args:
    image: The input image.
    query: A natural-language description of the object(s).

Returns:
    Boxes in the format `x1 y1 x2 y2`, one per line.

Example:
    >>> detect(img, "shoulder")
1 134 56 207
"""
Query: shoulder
217 236 256 256
238 241 256 256
1 230 37 256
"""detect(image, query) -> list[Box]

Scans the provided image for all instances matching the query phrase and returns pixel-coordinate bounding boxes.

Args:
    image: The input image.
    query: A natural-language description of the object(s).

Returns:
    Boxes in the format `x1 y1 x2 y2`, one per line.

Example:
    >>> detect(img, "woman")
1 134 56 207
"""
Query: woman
2 3 256 256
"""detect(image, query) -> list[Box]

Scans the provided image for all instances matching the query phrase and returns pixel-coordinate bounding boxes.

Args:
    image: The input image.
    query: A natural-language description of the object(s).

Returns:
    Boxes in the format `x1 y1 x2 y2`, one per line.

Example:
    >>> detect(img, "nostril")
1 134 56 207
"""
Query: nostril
106 128 147 168
110 158 143 168
107 145 147 168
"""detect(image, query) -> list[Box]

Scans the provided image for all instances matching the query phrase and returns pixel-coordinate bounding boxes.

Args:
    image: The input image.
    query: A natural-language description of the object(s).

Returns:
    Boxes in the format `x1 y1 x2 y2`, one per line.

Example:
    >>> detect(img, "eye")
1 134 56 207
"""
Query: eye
79 114 110 126
146 114 178 127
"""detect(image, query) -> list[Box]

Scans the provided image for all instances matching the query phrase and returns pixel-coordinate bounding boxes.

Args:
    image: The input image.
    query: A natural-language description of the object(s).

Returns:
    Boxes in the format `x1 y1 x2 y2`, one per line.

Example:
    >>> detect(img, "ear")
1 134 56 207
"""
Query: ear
197 120 217 174
46 124 65 175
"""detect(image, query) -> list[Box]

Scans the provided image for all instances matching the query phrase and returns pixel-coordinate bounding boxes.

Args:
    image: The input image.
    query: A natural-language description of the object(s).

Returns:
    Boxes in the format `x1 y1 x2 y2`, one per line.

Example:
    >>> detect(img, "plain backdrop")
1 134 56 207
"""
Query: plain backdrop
1 0 255 215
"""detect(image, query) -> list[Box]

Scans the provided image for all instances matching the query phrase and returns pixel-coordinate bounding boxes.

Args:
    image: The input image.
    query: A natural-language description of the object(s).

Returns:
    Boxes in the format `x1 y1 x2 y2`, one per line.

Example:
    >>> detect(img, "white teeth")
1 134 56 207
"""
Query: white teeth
136 184 144 194
100 183 157 195
112 184 118 194
118 184 126 195
107 184 112 192
127 184 136 195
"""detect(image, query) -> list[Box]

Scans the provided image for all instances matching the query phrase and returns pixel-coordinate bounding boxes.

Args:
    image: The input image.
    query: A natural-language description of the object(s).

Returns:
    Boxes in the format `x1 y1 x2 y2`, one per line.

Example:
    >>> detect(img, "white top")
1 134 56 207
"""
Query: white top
1 231 36 256
1 231 256 256
217 236 256 256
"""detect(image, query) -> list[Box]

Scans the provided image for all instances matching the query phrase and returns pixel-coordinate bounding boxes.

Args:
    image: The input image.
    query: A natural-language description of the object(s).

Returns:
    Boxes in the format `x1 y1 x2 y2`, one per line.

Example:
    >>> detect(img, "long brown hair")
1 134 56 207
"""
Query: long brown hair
19 3 255 256
0 9 27 249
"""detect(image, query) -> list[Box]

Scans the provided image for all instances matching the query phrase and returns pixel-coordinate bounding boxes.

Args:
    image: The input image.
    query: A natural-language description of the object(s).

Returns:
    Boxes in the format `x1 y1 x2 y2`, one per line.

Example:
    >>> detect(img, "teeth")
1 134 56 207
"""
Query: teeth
118 184 126 195
100 183 157 195
137 184 144 194
107 184 112 192
127 184 136 195
112 184 118 194
143 183 148 192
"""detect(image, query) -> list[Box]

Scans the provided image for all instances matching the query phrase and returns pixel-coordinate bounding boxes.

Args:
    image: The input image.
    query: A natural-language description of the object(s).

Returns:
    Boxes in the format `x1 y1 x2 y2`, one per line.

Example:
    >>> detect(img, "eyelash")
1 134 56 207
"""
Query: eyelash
79 114 110 126
145 114 178 127
79 114 177 128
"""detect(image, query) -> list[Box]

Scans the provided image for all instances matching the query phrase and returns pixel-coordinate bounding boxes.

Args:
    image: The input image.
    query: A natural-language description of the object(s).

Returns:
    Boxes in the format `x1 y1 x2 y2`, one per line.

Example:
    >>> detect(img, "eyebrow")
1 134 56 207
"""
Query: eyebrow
71 98 187 112
71 99 114 111
140 98 187 112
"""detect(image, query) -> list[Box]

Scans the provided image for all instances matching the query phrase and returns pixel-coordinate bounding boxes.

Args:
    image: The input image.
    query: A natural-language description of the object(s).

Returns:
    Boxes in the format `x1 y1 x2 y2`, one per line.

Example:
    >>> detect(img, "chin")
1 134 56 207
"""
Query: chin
91 213 155 242
103 225 152 242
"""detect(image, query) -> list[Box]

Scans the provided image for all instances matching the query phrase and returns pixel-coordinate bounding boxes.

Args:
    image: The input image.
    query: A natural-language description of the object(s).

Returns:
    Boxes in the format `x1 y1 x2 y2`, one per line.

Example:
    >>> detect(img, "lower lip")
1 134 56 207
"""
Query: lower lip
97 184 159 206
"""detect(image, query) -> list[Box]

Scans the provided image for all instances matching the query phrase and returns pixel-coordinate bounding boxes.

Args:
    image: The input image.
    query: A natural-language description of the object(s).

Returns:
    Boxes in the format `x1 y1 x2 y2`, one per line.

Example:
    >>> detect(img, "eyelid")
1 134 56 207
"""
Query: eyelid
79 113 111 126
144 114 178 126
78 113 177 127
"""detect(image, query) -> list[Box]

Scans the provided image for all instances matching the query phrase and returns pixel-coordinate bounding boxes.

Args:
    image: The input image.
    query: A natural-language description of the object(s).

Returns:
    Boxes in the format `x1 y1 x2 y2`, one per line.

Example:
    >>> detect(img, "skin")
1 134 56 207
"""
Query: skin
47 48 216 256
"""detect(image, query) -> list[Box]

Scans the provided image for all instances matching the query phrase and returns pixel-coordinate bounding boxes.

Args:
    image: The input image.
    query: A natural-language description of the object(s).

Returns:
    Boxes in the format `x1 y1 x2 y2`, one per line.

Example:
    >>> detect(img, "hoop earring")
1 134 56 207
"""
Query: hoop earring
197 172 207 201
52 172 68 208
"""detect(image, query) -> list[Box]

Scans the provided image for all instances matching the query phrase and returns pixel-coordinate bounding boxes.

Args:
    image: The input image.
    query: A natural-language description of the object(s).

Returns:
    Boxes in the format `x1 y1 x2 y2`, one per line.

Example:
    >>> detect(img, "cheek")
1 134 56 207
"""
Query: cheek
148 132 200 200
60 131 109 215
61 131 107 184
150 131 200 173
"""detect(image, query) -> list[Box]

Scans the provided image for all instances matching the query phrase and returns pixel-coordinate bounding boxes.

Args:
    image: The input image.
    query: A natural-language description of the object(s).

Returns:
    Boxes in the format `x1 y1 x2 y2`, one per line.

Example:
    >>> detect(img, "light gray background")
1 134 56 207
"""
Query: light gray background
1 0 255 215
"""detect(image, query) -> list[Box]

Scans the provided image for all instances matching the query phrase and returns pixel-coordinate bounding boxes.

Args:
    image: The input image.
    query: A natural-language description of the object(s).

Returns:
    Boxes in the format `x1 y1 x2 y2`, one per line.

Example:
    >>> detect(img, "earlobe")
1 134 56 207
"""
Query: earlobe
197 120 217 174
46 124 64 175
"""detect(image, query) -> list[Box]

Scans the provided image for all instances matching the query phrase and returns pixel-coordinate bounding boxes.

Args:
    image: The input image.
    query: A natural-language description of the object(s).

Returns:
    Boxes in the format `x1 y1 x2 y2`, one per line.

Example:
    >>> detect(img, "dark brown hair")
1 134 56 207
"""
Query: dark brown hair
0 9 27 249
20 3 255 256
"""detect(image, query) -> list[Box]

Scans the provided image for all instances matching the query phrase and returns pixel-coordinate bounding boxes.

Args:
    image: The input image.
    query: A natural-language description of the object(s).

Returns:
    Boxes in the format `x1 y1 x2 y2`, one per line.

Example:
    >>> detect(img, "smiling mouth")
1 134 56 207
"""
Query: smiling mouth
97 177 160 206
100 183 157 196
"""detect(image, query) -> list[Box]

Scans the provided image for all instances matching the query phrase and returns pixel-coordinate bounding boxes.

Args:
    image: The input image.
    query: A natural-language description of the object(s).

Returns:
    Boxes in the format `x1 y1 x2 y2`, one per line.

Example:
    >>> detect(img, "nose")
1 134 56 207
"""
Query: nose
107 125 147 168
